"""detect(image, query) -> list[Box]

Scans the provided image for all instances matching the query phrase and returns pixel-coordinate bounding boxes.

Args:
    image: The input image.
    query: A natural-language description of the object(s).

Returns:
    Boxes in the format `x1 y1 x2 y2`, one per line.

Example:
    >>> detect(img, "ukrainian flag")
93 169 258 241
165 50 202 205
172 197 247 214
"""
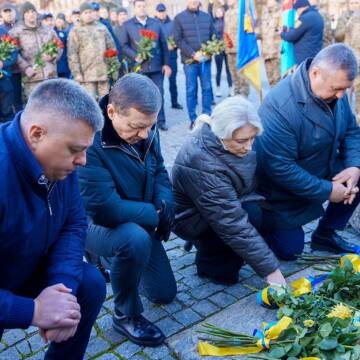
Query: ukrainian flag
237 0 261 94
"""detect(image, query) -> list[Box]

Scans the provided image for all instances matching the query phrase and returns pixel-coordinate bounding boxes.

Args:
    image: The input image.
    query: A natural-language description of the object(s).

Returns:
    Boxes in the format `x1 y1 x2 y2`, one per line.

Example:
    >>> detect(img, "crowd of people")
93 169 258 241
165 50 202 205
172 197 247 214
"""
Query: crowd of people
1 0 360 359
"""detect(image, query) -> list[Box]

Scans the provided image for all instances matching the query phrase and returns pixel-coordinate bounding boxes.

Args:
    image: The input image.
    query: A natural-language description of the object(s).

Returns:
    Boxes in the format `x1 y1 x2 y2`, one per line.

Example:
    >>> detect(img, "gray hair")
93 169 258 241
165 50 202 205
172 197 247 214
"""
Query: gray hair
194 96 263 139
25 78 104 131
310 44 359 81
109 73 162 115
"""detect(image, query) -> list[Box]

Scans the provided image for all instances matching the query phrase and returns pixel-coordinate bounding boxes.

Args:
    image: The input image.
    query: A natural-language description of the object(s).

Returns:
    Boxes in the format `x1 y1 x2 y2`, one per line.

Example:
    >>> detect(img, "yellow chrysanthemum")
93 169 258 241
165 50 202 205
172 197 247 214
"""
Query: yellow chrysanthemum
327 303 353 320
303 319 315 327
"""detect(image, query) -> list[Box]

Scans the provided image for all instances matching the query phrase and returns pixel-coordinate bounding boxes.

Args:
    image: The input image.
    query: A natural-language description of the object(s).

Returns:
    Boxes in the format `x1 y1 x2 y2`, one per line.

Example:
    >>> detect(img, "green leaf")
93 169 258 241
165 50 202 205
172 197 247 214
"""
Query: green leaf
319 338 338 350
281 306 293 317
287 343 302 357
319 323 333 338
268 347 286 358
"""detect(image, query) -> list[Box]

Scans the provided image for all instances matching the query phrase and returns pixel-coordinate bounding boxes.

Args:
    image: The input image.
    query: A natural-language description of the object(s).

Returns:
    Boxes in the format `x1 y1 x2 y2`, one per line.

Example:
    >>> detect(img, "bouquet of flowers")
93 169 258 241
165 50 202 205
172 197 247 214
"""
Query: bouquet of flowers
223 32 233 49
0 34 18 78
104 48 119 82
186 35 226 64
34 37 63 70
167 36 176 50
136 29 158 63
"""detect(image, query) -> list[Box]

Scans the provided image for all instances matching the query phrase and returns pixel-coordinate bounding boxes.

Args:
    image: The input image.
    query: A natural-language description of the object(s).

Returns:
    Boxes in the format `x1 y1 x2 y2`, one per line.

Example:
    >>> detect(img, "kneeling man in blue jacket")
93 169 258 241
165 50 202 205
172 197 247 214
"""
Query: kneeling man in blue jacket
79 73 176 347
256 44 360 260
0 79 106 359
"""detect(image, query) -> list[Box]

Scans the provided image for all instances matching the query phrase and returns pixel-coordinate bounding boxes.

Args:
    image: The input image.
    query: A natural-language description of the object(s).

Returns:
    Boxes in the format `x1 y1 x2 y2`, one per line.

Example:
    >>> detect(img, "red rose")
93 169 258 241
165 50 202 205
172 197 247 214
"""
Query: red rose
104 48 118 58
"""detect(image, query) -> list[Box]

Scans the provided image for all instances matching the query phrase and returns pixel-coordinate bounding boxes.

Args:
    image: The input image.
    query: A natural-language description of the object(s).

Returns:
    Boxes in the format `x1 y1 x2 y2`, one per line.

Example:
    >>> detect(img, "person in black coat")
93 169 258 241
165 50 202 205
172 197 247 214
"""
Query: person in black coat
78 74 176 347
172 96 286 286
281 0 324 65
155 3 183 110
119 0 171 131
174 0 215 128
256 44 360 260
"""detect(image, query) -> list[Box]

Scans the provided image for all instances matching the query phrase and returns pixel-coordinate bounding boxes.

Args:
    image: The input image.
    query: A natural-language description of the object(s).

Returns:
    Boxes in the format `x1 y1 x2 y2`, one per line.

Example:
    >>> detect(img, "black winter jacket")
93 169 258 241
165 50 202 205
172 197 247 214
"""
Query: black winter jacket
171 124 280 277
174 9 214 63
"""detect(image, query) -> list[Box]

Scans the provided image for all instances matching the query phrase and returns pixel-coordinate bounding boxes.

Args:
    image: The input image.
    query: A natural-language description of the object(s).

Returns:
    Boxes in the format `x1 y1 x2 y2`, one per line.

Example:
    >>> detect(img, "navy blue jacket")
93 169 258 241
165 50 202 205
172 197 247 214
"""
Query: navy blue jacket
119 17 169 74
54 27 71 75
281 6 324 65
174 8 214 63
100 18 121 59
0 27 17 77
0 113 87 329
158 16 177 60
78 96 173 230
255 59 360 229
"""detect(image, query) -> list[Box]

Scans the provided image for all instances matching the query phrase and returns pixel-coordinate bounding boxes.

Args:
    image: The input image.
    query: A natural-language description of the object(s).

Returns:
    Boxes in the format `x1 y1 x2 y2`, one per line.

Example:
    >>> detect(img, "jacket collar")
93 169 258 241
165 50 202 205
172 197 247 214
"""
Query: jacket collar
290 59 337 135
98 95 156 152
5 112 47 187
132 16 149 26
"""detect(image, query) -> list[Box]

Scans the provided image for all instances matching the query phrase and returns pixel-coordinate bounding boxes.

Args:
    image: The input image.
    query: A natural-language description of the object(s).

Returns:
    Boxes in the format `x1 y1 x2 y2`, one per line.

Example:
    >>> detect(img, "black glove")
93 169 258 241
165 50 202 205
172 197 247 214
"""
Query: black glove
155 200 174 242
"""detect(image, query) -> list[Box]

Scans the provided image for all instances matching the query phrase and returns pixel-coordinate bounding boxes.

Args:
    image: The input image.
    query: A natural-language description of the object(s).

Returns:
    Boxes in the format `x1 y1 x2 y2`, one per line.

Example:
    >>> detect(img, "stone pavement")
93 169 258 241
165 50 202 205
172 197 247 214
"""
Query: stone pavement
1 64 360 360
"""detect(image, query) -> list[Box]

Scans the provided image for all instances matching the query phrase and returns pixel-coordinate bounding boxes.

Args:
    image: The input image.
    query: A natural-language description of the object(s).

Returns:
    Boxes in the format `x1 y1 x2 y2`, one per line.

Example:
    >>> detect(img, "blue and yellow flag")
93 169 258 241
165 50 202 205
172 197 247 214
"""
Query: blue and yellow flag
281 0 296 76
237 0 261 93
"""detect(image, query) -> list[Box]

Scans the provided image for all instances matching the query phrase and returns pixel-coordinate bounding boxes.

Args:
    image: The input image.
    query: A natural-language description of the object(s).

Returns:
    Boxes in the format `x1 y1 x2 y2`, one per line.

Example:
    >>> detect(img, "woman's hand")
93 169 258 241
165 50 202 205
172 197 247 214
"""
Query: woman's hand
266 268 286 286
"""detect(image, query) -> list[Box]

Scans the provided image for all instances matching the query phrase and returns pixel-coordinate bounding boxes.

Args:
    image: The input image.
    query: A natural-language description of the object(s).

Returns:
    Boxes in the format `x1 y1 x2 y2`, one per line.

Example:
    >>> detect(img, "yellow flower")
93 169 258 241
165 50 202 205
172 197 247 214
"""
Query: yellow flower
327 303 353 320
303 319 315 327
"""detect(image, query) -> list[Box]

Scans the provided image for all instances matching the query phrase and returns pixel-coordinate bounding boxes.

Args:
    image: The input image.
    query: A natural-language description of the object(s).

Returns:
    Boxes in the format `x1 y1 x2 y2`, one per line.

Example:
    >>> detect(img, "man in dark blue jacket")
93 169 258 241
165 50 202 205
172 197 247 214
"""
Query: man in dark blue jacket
119 0 171 130
78 74 176 347
0 26 16 122
281 0 324 65
256 44 360 260
155 3 183 110
0 78 106 359
174 0 215 128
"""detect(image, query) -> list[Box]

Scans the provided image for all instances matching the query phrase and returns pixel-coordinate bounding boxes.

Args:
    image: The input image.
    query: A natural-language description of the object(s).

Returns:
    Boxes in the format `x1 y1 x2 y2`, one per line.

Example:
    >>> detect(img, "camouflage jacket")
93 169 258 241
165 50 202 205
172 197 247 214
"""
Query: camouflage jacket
260 6 282 60
9 23 62 82
344 11 360 61
335 10 352 42
321 10 333 48
68 21 116 82
224 6 238 54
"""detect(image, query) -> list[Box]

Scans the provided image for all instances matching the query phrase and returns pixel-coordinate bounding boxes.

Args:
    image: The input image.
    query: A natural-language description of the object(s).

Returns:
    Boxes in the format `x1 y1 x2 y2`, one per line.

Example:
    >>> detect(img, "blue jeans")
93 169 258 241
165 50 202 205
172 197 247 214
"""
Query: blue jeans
184 62 212 122
0 263 106 360
266 190 360 260
86 222 177 317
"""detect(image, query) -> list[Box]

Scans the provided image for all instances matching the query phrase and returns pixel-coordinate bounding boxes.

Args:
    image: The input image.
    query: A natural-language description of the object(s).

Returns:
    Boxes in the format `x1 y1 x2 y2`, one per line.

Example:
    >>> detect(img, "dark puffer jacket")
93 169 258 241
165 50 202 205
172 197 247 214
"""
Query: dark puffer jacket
171 123 280 278
174 8 214 63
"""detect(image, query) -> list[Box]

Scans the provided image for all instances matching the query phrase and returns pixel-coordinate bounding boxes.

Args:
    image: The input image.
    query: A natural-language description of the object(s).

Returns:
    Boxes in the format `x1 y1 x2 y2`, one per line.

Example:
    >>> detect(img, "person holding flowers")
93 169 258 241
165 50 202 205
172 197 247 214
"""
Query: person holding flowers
174 0 215 129
68 2 118 99
9 2 62 101
119 0 171 131
0 27 17 123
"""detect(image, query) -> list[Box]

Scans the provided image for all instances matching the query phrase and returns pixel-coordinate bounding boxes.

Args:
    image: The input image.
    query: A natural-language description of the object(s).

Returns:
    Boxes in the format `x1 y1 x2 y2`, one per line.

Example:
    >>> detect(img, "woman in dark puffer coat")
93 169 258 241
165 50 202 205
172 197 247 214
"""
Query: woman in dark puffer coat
171 96 285 286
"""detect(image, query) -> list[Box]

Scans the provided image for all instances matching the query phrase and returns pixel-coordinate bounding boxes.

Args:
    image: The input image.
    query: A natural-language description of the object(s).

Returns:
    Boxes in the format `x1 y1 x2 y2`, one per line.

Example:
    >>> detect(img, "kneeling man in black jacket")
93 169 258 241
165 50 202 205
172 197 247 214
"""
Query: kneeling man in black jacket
78 73 176 347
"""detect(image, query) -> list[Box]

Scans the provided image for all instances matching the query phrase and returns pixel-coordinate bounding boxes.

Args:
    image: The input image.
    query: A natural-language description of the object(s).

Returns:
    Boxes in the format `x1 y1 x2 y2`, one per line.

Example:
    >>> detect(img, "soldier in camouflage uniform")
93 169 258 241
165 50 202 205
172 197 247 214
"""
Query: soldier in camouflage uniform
224 0 250 96
335 0 360 43
68 2 117 99
344 6 360 123
260 0 282 87
9 2 62 101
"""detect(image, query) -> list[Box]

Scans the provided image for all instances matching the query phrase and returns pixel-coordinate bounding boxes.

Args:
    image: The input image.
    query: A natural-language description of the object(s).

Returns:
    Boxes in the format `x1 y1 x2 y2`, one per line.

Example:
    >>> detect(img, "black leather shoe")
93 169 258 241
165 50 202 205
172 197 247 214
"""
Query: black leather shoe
311 227 356 253
113 313 165 347
158 124 168 131
171 104 183 110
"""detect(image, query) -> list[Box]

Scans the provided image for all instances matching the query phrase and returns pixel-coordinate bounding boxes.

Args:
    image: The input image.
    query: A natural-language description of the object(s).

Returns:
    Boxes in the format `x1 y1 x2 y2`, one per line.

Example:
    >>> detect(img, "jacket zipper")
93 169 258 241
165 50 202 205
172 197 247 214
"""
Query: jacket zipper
38 175 55 216
101 129 156 165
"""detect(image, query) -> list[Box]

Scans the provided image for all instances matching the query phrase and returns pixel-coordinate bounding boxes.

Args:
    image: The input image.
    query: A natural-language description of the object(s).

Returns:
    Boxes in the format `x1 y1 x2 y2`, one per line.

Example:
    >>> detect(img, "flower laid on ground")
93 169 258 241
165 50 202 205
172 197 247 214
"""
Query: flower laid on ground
0 34 17 78
224 32 233 49
327 303 353 320
34 37 63 70
136 29 158 63
104 48 119 82
199 255 360 359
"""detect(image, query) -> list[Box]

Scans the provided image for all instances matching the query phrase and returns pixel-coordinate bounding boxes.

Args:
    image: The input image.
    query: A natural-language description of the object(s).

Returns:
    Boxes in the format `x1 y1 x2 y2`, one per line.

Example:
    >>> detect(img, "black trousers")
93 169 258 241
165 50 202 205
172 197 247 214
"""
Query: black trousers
0 77 14 123
86 221 177 317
